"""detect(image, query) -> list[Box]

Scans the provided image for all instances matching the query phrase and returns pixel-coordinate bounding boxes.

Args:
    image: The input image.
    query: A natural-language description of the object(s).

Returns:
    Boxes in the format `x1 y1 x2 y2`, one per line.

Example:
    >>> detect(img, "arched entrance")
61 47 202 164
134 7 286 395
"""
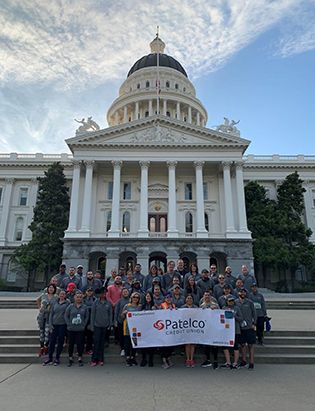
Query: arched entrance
89 252 106 279
210 252 227 274
179 252 197 271
149 251 167 273
119 251 137 272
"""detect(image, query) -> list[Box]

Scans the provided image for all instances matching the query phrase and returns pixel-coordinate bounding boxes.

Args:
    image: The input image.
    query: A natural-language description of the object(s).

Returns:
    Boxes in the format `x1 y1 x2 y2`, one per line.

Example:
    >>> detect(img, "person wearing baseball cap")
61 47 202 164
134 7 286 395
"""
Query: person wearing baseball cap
249 283 267 345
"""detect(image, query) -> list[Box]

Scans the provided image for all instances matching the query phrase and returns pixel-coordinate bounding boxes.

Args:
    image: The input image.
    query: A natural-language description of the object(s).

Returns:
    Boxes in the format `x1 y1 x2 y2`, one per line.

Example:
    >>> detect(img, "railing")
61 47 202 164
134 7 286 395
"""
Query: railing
0 153 73 161
244 155 315 162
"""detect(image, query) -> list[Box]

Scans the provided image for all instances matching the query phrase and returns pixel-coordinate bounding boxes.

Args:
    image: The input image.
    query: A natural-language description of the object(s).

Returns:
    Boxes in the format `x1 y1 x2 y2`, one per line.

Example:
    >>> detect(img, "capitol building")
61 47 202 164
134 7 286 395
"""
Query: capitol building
1 35 315 288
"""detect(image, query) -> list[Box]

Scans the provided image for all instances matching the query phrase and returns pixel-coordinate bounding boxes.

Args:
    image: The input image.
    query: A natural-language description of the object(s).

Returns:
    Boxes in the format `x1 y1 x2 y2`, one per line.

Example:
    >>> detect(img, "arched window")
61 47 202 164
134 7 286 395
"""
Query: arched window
145 111 149 117
183 87 186 92
14 217 24 241
205 213 209 231
185 212 193 233
137 83 140 89
166 111 171 117
166 81 170 88
146 81 150 88
106 211 112 232
122 211 131 232
175 83 179 90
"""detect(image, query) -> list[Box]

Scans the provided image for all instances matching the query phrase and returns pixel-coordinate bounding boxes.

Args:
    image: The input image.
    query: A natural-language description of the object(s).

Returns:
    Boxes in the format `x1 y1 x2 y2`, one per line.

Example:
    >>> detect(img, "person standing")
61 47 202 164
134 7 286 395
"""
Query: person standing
237 265 256 293
200 291 219 368
37 284 58 357
180 294 198 367
64 291 89 367
61 267 82 291
235 288 257 369
90 288 112 366
121 292 142 366
106 275 123 344
140 291 156 367
114 288 131 356
249 283 267 345
54 264 67 288
44 290 69 366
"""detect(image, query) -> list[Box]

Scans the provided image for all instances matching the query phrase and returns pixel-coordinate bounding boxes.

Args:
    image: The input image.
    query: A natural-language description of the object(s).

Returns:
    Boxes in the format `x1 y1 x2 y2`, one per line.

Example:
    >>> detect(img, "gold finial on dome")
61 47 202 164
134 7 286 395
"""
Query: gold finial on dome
150 26 165 54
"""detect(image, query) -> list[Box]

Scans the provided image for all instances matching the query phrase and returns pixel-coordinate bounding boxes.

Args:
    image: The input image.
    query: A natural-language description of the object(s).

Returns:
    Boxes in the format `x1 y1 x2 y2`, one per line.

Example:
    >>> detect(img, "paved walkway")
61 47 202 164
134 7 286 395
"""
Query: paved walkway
0 364 314 411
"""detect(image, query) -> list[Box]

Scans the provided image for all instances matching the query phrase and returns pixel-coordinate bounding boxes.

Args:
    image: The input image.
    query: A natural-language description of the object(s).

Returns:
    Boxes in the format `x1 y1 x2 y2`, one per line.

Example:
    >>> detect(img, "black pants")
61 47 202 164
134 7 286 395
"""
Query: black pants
92 327 106 362
118 322 124 350
124 336 136 358
204 345 218 363
161 346 173 359
256 316 265 343
68 330 85 357
85 327 94 351
141 347 155 361
48 324 67 361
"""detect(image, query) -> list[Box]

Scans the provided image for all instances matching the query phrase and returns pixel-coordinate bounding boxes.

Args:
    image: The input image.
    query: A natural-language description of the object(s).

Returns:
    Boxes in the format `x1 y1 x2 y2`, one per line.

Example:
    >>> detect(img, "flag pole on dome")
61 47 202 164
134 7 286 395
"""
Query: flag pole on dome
156 25 160 115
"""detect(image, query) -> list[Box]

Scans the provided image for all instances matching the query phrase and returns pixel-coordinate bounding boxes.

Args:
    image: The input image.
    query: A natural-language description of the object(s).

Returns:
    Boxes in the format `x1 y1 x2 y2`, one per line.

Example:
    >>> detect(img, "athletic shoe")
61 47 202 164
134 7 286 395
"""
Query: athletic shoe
90 361 98 367
238 360 247 368
42 359 53 366
78 360 84 367
213 362 218 370
53 359 60 366
131 358 138 366
86 350 93 355
248 363 254 370
231 363 239 369
99 361 104 366
126 359 132 367
190 360 196 368
185 360 191 367
201 360 212 368
120 349 125 357
68 359 73 367
220 363 232 369
38 347 45 357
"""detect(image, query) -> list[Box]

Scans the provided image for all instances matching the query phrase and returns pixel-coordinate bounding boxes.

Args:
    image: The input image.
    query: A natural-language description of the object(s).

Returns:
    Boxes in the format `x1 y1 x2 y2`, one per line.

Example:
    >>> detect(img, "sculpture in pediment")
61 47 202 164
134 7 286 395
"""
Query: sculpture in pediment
130 123 187 144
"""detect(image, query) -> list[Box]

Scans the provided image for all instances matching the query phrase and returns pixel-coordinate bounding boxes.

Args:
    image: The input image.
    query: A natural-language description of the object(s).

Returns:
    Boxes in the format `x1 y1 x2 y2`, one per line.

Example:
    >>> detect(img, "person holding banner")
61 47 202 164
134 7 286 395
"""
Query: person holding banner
160 293 176 369
184 276 202 305
221 294 243 369
181 294 198 367
121 292 142 366
140 291 156 367
200 291 220 368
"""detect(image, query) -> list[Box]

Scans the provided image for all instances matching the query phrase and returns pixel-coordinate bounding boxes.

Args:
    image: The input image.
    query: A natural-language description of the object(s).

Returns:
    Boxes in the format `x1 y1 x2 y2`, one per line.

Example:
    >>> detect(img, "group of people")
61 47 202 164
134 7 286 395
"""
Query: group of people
36 259 269 370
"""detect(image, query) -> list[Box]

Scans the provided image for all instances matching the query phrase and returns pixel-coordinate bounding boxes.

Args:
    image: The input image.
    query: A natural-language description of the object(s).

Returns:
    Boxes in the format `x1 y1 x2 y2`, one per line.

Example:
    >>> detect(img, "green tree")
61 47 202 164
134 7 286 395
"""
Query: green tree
13 163 70 289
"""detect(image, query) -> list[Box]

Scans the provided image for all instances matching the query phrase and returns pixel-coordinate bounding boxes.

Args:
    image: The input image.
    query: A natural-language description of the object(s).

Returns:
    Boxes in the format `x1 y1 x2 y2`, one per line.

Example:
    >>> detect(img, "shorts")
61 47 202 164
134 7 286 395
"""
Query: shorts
240 329 256 345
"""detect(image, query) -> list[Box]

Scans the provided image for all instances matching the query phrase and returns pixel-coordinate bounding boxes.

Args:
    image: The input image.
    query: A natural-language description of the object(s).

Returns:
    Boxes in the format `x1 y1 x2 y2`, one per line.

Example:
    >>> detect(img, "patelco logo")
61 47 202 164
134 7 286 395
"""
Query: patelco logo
153 320 165 330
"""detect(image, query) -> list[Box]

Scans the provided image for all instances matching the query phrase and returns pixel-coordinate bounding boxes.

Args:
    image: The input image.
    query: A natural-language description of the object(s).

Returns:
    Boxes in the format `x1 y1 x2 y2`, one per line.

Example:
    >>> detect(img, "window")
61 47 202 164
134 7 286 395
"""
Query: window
175 83 179 90
203 182 208 200
123 182 131 200
0 187 2 204
146 81 150 88
14 217 24 241
311 190 315 208
185 212 193 233
184 183 193 200
106 211 112 232
166 81 170 88
107 181 113 200
137 83 140 89
205 213 209 231
122 211 131 232
145 111 149 117
19 188 28 206
183 87 186 92
166 111 171 117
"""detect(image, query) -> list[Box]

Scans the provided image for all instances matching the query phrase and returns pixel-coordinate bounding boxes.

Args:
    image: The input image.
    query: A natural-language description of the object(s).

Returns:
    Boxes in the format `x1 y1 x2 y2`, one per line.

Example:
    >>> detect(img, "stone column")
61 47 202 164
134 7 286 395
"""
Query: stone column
194 161 208 237
138 161 150 237
167 161 179 237
0 178 14 244
149 100 153 116
123 106 128 122
65 161 81 235
114 111 119 124
135 102 139 120
108 161 122 238
188 106 192 123
222 162 236 233
80 161 95 234
235 162 250 233
163 99 167 116
25 178 39 240
196 112 200 126
176 102 181 120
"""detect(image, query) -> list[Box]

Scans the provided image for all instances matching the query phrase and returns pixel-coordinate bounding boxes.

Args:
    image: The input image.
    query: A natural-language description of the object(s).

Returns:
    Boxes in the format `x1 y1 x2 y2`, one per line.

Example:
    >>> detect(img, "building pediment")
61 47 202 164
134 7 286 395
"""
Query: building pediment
66 116 250 152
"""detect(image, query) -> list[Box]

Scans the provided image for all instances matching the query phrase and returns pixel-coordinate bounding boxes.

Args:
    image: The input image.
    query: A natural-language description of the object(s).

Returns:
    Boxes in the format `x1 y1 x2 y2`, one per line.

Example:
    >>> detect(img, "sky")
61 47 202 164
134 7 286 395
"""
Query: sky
0 0 314 155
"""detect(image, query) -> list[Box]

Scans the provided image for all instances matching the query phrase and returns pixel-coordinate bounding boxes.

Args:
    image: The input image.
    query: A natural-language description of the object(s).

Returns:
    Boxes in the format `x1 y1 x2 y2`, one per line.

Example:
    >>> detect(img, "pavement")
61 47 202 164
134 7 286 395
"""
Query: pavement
0 363 315 411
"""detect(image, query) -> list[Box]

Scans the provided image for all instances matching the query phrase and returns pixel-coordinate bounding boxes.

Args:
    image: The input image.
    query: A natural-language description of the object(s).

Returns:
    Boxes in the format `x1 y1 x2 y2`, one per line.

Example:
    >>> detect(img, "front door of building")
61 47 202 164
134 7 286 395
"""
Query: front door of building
148 214 168 233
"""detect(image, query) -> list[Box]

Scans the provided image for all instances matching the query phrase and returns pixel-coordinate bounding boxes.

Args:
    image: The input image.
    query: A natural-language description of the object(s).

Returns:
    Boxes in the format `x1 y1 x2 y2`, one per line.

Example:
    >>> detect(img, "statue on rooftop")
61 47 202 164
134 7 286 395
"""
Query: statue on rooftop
74 117 100 135
216 117 240 136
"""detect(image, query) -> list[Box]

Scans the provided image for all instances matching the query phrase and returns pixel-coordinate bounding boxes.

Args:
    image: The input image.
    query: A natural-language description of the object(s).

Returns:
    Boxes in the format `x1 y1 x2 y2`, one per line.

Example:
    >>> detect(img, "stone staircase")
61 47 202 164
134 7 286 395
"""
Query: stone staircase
1 329 314 364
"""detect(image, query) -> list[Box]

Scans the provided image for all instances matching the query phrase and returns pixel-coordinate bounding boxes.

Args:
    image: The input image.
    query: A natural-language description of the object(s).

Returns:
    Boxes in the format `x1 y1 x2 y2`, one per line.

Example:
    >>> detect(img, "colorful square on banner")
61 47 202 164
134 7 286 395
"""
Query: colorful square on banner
220 319 225 324
220 314 225 320
128 313 132 318
230 340 234 346
224 311 234 319
225 323 230 329
132 327 137 332
132 333 137 337
137 332 141 337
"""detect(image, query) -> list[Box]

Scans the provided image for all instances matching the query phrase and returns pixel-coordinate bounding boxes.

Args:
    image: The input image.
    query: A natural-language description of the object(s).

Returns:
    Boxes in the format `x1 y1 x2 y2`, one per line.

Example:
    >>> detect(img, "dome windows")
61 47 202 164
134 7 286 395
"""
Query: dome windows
137 83 140 89
166 81 170 88
146 81 150 89
175 83 179 90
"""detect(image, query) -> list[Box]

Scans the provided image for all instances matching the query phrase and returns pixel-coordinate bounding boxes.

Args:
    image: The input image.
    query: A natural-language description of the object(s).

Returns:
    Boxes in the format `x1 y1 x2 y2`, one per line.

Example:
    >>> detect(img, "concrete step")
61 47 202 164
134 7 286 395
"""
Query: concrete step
0 301 37 309
0 330 38 336
266 301 315 310
255 345 315 354
265 336 315 345
0 336 39 345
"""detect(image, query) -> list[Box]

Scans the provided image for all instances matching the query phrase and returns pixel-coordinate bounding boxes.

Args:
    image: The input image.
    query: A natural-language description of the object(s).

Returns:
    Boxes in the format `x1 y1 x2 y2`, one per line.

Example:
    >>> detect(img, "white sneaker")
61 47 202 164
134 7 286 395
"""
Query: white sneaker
120 350 125 357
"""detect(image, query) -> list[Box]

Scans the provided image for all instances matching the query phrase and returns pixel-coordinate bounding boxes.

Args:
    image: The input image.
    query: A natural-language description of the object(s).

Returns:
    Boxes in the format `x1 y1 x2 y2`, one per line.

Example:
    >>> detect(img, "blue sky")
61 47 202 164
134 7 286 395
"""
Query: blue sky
0 0 314 155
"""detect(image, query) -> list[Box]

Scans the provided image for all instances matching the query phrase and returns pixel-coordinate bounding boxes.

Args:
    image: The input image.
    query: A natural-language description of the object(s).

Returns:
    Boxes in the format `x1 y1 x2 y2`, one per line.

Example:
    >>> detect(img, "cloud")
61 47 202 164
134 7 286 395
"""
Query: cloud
0 0 314 91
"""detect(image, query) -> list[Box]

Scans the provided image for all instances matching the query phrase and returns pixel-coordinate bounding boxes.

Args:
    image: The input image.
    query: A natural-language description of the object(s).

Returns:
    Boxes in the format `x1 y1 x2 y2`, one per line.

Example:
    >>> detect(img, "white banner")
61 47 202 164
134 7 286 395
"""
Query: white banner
127 308 235 348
